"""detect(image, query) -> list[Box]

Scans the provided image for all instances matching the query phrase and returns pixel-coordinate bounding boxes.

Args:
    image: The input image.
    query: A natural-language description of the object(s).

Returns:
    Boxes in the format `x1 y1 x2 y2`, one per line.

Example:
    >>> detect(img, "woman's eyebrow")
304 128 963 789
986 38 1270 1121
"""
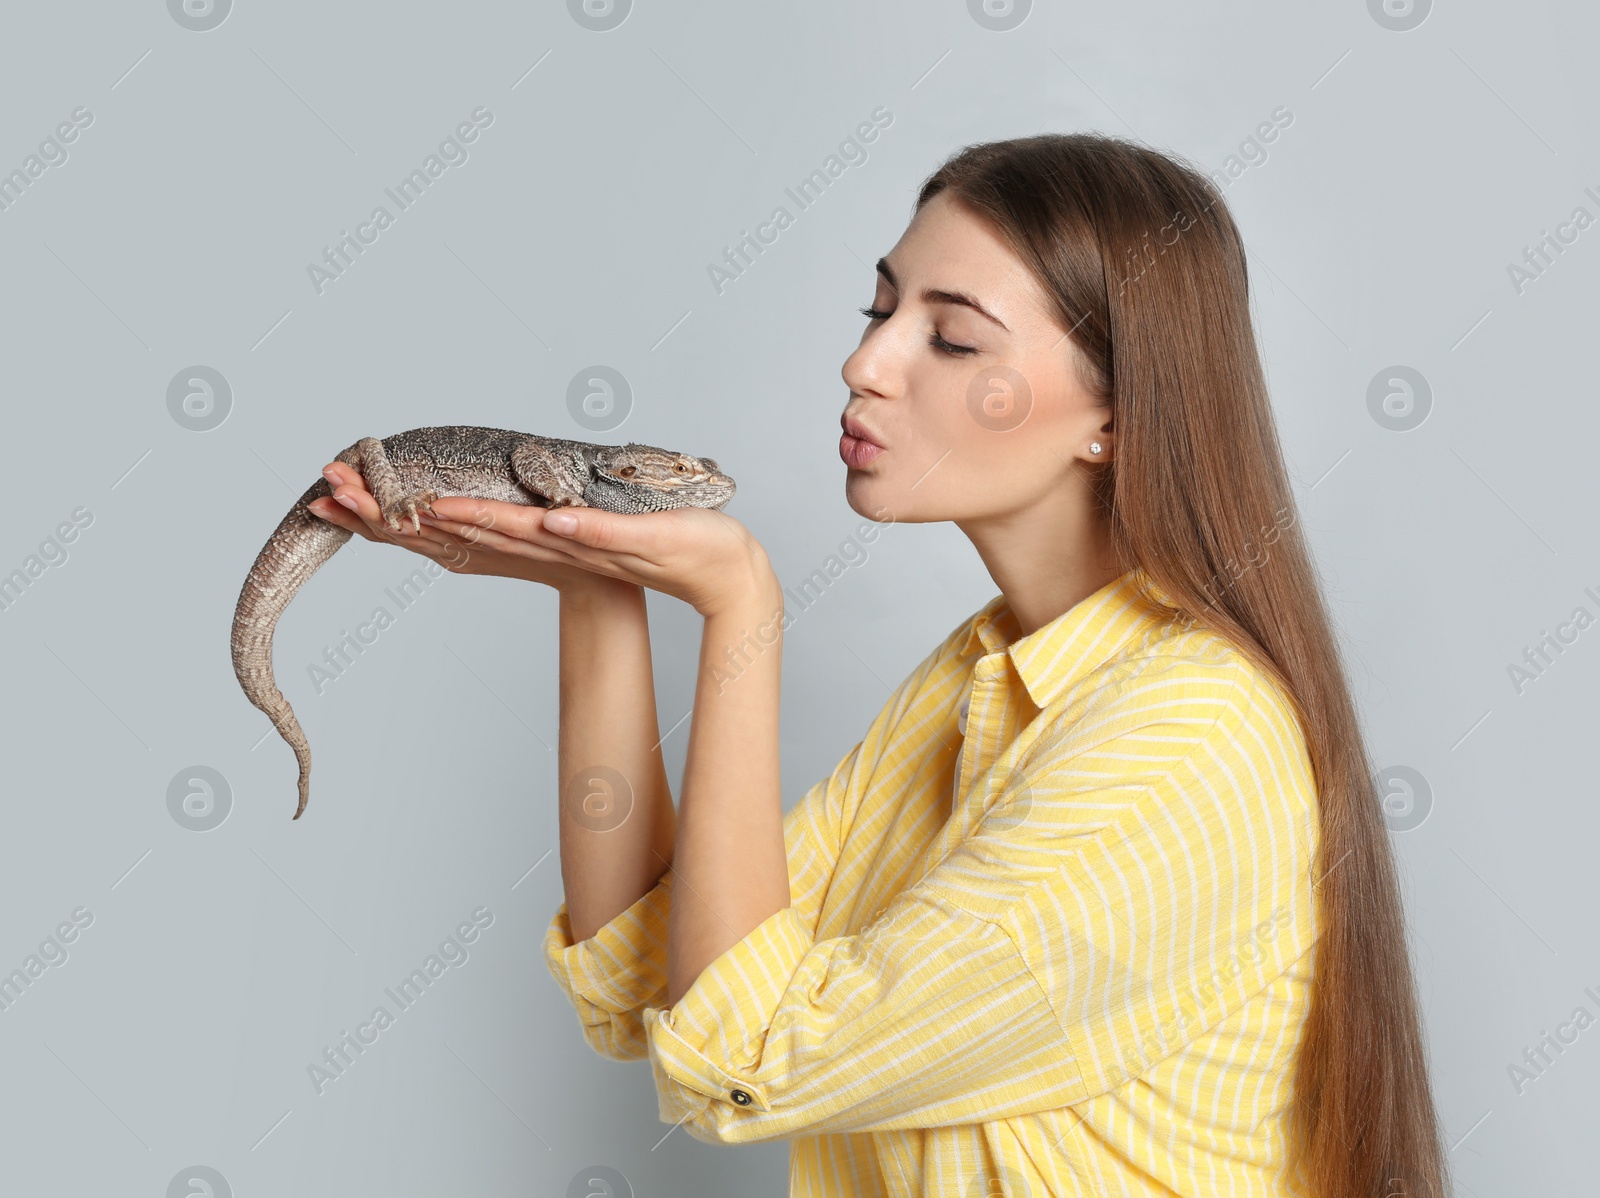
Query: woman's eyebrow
876 256 1010 332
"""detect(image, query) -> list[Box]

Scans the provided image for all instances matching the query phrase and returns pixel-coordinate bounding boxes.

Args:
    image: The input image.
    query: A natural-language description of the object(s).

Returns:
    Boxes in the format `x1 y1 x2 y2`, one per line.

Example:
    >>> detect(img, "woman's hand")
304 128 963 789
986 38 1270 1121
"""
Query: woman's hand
428 489 776 620
308 461 777 617
308 462 617 594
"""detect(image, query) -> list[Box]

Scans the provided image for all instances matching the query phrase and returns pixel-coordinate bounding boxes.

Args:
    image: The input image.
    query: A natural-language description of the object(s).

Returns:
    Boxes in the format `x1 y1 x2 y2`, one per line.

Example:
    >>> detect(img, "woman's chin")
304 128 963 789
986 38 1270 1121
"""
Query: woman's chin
845 477 923 526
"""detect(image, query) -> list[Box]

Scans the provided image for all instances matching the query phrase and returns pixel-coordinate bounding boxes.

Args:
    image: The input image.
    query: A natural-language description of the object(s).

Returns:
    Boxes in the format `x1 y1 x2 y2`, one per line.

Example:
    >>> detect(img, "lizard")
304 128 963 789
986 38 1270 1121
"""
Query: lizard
231 426 736 821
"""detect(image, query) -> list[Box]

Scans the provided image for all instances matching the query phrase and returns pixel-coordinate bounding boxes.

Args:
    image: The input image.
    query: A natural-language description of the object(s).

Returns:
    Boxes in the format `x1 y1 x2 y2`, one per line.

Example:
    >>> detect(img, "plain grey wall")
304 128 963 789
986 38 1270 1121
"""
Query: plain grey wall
0 1 1593 1194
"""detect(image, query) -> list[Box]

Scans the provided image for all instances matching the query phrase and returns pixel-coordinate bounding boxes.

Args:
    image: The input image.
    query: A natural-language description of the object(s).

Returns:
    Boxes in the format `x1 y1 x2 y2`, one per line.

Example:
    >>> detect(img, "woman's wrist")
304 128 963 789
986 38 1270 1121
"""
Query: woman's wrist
699 547 783 621
557 573 645 612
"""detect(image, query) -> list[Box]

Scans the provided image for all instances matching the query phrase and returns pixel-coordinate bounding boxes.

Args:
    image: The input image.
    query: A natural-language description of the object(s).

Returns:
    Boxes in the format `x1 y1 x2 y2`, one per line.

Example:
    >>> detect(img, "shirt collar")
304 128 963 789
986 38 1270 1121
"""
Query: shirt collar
961 568 1178 709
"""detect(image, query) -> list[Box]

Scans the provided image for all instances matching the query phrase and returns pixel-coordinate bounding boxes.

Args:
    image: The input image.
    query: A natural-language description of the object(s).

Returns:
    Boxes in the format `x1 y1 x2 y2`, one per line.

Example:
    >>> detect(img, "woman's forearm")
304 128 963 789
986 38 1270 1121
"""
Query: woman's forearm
557 579 678 943
665 565 789 1006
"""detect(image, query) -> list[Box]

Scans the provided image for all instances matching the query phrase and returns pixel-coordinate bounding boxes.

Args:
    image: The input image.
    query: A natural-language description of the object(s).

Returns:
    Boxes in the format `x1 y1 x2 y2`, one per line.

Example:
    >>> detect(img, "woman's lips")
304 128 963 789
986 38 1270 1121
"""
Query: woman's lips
839 432 884 469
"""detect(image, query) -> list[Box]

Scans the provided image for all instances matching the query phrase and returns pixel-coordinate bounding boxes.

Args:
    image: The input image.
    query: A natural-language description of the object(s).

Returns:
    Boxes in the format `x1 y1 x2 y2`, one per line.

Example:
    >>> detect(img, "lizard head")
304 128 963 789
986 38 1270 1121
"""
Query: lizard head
593 443 737 510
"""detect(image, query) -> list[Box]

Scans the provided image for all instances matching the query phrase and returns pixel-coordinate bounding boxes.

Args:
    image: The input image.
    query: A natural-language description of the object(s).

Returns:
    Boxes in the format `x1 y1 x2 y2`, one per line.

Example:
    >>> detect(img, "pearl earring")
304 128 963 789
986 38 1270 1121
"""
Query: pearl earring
1089 441 1103 454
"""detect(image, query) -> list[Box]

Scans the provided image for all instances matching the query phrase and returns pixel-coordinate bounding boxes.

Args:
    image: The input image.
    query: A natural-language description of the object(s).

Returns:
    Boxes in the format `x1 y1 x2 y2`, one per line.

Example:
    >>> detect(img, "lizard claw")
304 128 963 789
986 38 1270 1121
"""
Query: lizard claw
381 488 439 534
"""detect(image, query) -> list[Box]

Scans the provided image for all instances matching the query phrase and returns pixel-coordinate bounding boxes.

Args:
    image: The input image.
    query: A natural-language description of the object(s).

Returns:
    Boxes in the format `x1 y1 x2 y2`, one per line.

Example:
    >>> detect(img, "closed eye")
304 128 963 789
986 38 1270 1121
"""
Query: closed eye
858 305 977 356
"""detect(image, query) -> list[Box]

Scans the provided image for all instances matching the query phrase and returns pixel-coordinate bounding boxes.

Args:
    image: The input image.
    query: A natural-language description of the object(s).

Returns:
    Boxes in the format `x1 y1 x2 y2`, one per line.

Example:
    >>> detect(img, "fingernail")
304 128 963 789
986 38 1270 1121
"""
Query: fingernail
335 494 359 512
545 511 578 535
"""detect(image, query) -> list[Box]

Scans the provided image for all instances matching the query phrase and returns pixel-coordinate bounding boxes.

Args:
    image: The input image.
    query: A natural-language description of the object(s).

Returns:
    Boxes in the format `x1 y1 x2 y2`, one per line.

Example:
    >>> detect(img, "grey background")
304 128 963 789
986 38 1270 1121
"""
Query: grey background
0 1 1593 1194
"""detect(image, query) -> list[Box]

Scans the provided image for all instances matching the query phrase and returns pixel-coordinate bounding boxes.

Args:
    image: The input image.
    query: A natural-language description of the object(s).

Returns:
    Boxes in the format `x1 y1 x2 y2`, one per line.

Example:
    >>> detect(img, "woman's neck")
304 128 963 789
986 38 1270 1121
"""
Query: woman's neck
957 494 1125 637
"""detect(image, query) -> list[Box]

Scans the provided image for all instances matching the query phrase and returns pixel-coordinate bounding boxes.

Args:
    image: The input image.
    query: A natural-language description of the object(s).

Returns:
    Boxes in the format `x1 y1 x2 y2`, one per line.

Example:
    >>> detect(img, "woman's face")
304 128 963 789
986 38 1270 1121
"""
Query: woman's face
839 190 1111 526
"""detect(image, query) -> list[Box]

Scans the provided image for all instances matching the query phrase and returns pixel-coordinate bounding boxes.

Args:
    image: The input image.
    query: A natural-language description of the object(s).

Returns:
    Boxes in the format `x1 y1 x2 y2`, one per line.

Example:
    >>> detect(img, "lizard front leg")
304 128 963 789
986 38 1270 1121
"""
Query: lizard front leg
351 436 438 533
510 439 591 509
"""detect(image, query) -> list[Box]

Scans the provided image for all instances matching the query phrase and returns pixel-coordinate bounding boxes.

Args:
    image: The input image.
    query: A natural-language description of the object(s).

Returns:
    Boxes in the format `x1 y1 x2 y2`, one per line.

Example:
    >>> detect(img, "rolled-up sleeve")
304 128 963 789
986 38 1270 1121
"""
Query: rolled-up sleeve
544 873 674 1061
639 871 1084 1145
544 738 856 1064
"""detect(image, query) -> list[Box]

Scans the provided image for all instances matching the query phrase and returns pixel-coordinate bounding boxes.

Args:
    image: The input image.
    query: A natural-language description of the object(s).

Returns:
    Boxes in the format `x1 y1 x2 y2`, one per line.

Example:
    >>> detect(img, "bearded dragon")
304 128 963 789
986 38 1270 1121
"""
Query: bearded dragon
231 426 736 820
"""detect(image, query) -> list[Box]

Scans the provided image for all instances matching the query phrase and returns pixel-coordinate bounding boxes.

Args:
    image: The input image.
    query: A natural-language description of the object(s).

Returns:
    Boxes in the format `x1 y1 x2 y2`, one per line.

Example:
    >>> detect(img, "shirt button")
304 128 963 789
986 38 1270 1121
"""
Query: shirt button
730 1089 753 1105
957 694 970 736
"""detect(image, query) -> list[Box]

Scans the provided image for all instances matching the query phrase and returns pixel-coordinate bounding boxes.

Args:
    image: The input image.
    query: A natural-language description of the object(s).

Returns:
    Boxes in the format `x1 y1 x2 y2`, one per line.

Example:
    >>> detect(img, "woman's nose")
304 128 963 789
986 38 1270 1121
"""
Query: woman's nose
842 337 894 401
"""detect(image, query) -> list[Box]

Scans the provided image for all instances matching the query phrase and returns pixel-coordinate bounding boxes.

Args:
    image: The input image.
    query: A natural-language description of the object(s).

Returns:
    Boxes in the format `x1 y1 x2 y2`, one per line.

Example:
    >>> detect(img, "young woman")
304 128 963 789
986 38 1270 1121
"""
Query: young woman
310 134 1449 1198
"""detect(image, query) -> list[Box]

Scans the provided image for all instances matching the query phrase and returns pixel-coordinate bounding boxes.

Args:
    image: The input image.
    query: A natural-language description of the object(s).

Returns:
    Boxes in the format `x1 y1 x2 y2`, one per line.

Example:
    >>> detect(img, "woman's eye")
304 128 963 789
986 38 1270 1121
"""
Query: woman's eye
858 305 977 356
929 332 977 356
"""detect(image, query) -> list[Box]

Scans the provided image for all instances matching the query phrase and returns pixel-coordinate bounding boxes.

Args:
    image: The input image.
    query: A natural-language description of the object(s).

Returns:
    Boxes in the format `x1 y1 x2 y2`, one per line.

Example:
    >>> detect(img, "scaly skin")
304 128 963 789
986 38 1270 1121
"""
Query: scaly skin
230 426 736 819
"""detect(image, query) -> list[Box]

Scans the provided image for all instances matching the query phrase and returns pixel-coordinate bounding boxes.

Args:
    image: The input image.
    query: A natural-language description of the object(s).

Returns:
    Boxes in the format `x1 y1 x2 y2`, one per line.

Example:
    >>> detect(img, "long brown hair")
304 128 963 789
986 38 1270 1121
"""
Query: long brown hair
916 134 1449 1198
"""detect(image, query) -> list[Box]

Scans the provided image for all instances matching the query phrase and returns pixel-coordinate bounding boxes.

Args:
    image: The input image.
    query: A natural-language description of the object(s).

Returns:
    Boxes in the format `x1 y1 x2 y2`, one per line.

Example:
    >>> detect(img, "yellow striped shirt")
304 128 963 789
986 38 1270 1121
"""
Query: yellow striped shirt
544 567 1321 1197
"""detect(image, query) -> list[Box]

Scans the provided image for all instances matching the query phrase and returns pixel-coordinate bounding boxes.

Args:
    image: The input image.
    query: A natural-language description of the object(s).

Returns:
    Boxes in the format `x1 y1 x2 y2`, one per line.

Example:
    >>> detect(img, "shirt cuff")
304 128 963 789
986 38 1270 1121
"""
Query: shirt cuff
643 903 813 1127
543 873 673 1016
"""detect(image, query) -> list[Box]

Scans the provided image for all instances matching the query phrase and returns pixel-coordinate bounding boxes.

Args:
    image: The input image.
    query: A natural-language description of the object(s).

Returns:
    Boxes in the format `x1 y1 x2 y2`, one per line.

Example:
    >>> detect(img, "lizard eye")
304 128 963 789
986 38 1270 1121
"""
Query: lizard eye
619 465 637 478
673 462 688 474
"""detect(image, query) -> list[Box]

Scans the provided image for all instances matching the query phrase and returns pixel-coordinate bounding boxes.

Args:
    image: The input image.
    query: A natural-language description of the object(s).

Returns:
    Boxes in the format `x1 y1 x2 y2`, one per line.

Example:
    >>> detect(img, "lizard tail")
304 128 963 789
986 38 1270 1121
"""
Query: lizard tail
231 476 353 820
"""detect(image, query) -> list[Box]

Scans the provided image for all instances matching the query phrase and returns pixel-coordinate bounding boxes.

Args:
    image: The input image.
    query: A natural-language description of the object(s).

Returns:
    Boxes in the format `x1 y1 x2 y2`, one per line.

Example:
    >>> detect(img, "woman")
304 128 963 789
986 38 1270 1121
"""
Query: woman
309 134 1449 1197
